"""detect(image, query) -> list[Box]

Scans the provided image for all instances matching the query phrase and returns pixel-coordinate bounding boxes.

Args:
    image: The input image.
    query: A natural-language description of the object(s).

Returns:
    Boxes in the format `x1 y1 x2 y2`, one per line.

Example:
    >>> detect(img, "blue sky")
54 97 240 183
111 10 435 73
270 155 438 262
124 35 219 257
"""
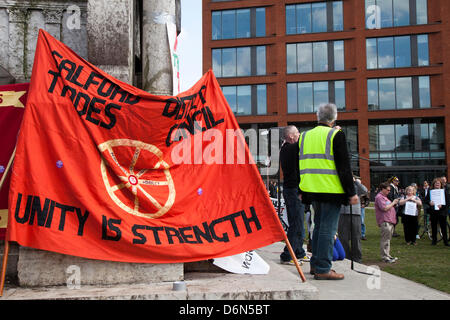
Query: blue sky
178 0 203 92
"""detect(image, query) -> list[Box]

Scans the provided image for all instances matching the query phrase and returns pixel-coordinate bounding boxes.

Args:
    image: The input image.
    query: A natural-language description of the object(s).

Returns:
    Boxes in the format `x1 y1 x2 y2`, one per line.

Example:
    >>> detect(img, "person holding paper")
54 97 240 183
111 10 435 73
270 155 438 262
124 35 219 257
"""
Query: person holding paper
399 186 422 245
425 178 449 246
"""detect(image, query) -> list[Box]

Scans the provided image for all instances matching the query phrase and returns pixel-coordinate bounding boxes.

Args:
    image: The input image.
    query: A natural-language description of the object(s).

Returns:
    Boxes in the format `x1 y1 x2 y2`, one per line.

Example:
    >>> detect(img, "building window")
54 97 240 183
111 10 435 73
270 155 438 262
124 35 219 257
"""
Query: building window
287 80 345 113
287 40 344 74
368 76 430 110
212 8 265 40
221 84 267 115
366 35 429 69
213 46 266 78
369 120 445 166
286 1 343 35
365 0 428 29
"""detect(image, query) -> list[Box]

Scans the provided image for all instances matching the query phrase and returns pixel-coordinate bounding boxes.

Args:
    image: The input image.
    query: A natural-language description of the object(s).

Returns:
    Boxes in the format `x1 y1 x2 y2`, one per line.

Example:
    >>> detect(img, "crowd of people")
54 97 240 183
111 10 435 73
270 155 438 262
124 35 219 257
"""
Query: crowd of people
274 103 449 280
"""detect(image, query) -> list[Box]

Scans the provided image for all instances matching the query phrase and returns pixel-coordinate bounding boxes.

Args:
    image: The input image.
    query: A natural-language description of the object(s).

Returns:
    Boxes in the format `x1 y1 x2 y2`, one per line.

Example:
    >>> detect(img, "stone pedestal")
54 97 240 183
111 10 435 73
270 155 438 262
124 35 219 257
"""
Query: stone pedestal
17 246 183 287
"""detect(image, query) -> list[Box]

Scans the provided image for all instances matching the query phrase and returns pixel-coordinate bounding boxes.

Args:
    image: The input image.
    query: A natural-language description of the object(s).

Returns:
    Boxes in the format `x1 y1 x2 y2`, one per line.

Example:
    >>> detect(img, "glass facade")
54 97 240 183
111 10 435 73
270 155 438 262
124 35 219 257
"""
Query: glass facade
208 0 445 189
287 40 344 73
212 46 266 78
369 120 445 166
286 1 343 35
287 80 346 113
365 0 428 29
366 34 429 69
212 7 265 40
221 84 267 116
368 76 430 110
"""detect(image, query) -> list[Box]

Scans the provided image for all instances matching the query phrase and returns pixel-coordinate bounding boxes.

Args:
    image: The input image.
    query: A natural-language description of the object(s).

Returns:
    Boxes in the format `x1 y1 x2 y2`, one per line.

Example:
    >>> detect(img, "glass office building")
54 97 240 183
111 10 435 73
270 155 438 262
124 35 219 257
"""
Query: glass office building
203 0 449 190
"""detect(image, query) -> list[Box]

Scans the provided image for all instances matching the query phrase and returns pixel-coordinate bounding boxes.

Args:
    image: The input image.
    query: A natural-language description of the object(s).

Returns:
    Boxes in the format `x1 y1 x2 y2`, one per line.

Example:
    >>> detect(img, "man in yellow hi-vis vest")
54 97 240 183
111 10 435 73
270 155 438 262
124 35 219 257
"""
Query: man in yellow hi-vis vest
299 103 358 280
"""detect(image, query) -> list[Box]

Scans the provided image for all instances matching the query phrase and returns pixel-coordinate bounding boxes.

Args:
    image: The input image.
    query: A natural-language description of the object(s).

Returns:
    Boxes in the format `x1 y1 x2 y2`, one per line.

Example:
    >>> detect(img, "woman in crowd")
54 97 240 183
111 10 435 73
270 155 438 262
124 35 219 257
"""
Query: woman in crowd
424 178 449 246
399 185 421 245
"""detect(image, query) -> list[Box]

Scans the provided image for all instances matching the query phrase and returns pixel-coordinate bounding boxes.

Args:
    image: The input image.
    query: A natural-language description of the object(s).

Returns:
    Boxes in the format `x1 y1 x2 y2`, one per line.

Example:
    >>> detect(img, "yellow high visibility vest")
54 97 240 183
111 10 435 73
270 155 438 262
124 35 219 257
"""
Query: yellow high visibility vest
298 126 345 194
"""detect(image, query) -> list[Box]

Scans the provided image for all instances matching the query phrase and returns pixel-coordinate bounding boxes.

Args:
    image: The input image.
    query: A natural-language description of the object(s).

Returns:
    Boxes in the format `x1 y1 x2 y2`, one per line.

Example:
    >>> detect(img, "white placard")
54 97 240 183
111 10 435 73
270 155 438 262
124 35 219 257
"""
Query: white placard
213 251 270 275
404 201 417 216
430 189 445 210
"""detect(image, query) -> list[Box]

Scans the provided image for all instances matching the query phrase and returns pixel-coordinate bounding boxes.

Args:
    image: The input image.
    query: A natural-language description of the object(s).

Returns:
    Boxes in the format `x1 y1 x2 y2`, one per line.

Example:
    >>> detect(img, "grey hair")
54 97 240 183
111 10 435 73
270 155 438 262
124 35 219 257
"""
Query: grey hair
283 125 298 140
317 103 337 124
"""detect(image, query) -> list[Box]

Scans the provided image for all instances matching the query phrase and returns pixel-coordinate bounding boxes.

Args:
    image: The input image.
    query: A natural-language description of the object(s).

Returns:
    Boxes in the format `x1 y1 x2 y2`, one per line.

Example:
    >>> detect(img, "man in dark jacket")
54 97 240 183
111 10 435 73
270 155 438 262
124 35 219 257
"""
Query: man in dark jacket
279 125 309 265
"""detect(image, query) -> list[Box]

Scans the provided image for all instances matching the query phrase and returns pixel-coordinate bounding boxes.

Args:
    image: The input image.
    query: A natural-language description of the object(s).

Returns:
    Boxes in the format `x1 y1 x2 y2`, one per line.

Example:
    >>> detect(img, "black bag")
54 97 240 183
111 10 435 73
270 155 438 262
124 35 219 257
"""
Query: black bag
360 193 370 208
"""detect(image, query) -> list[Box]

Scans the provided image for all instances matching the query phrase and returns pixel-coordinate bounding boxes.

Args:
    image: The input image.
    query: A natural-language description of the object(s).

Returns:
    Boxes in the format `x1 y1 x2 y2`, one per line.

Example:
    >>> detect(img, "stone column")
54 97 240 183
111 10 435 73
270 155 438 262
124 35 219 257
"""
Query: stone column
141 0 176 95
6 7 27 83
87 0 135 84
43 8 63 40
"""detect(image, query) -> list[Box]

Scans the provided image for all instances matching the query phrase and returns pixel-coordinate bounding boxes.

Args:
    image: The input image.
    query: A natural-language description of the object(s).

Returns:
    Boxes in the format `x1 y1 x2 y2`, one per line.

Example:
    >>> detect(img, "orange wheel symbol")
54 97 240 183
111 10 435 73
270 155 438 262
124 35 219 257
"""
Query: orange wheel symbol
98 139 175 219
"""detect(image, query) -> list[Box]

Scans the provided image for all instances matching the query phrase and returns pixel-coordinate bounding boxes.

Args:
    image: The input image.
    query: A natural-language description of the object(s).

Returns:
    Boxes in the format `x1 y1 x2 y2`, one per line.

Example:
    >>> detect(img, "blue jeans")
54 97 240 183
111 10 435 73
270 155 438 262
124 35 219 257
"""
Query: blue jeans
310 201 342 274
361 207 366 237
280 188 306 261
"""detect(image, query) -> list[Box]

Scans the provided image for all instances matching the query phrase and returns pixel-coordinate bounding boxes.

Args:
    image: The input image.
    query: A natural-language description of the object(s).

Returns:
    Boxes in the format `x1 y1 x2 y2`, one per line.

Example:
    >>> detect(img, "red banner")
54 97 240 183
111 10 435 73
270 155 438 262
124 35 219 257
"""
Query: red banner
7 30 284 263
0 82 28 240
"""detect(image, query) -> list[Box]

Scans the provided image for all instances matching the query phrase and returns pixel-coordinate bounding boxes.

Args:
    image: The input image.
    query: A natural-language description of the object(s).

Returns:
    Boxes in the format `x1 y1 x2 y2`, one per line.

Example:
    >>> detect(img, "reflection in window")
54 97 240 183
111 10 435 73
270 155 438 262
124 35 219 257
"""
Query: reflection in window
286 40 344 73
256 85 267 115
221 84 267 116
334 81 346 110
237 86 251 115
417 34 429 66
393 0 410 27
236 9 250 38
287 80 346 113
312 2 327 33
237 47 251 77
212 46 266 78
394 36 411 67
367 76 430 110
313 42 328 72
212 8 265 40
377 37 394 68
418 76 430 108
256 8 266 37
222 10 236 39
379 78 395 109
365 0 427 29
416 0 428 25
286 1 343 35
378 124 395 151
334 41 345 71
366 35 429 69
369 121 445 164
395 77 412 109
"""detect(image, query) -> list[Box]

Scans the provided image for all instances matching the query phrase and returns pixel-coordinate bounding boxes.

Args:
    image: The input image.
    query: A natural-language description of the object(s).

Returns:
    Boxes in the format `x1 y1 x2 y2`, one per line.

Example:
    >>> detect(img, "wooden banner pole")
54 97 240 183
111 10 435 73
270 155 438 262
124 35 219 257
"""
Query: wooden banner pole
0 146 16 190
283 231 306 282
0 240 10 297
0 147 16 297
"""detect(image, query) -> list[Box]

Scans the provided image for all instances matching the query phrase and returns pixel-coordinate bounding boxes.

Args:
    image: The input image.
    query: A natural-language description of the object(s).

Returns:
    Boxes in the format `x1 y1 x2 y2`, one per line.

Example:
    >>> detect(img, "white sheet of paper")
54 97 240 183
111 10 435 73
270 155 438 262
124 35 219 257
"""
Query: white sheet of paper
213 251 270 275
430 189 445 206
404 201 417 216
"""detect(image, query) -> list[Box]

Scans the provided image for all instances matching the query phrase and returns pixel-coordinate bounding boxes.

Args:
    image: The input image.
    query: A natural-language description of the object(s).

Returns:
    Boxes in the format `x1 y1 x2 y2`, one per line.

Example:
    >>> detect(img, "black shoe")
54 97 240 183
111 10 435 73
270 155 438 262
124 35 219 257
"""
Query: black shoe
431 241 437 245
392 233 399 237
361 236 367 240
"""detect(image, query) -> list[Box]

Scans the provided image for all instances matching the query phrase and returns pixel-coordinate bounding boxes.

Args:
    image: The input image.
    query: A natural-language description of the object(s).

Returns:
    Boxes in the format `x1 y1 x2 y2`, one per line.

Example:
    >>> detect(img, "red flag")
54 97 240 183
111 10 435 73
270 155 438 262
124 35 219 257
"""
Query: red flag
0 82 28 240
7 29 284 263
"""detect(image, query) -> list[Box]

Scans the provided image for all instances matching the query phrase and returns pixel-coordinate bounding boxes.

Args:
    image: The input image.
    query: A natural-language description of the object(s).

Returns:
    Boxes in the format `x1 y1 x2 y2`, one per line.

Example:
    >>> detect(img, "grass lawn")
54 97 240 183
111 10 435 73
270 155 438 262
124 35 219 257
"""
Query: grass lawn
361 207 450 294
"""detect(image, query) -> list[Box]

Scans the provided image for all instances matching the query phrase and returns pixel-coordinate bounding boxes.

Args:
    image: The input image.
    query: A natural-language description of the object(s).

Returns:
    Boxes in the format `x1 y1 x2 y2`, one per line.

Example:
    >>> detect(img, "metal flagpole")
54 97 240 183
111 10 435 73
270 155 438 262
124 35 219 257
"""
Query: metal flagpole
0 146 16 297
